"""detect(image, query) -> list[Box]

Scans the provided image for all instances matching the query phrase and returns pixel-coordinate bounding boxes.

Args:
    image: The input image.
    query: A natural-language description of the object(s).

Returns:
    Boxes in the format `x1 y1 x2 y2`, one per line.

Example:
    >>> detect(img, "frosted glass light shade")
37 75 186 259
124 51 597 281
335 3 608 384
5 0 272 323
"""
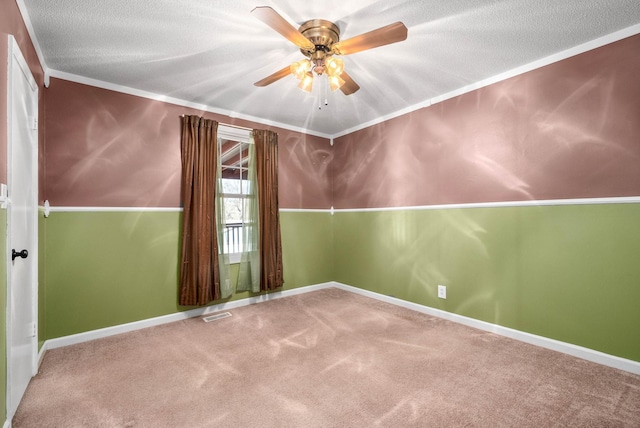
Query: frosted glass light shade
290 59 311 80
299 71 314 92
325 56 344 77
328 75 345 91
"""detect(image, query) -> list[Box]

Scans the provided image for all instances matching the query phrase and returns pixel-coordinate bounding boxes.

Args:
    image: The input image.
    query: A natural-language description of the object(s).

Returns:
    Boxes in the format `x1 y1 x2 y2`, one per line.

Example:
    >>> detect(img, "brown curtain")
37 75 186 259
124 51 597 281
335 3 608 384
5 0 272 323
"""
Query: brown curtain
179 115 222 305
253 129 284 291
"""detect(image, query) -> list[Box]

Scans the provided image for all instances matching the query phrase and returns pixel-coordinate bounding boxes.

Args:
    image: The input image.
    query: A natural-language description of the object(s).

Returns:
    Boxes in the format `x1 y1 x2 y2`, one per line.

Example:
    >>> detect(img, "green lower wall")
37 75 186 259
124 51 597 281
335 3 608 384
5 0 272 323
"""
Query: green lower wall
333 203 640 362
39 203 640 362
42 211 333 339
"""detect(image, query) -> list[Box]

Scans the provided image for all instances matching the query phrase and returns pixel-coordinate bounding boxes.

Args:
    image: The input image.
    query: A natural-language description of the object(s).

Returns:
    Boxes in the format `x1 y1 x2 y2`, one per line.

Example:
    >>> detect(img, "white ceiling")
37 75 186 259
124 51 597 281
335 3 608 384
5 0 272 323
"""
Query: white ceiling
20 0 640 137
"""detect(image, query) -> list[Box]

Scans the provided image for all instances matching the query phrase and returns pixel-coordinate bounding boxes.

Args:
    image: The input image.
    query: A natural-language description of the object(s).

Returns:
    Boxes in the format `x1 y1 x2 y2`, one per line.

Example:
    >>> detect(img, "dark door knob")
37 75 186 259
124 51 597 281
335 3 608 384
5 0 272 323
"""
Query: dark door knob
12 249 28 261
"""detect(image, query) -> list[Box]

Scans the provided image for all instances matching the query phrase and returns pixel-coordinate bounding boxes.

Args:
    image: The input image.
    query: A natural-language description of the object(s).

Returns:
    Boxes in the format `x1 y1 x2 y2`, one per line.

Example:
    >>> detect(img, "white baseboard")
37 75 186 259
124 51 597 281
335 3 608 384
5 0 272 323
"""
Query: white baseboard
44 282 334 350
42 281 640 375
331 282 640 375
37 341 47 369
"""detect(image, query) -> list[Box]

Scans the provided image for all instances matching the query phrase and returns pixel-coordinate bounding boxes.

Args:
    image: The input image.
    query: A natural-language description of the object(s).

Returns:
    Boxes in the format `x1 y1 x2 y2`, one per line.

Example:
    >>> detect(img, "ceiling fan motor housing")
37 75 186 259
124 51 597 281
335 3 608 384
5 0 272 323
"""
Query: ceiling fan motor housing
298 19 340 58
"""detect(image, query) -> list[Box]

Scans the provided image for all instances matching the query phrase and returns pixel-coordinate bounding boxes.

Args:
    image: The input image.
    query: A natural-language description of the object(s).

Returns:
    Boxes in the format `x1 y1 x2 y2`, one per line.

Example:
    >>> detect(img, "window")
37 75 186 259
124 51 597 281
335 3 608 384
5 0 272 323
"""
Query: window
217 125 252 263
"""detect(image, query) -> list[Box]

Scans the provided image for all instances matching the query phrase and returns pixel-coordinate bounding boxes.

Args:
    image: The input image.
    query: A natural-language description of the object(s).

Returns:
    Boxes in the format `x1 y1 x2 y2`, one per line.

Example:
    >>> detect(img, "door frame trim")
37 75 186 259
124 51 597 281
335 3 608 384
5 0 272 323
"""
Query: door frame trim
6 34 39 421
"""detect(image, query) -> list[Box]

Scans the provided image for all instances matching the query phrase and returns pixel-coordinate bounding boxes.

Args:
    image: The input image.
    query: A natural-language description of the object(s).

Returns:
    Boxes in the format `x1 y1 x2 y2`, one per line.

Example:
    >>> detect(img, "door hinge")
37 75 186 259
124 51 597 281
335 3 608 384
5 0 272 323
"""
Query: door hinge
31 322 37 338
32 116 38 131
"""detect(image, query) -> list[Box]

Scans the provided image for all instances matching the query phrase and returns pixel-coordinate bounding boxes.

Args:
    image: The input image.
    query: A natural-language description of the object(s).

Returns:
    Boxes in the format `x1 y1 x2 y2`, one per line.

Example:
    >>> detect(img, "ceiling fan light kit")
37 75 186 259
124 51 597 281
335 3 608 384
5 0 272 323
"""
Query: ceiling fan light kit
325 57 344 77
328 74 345 92
251 6 407 97
290 59 311 80
298 71 314 93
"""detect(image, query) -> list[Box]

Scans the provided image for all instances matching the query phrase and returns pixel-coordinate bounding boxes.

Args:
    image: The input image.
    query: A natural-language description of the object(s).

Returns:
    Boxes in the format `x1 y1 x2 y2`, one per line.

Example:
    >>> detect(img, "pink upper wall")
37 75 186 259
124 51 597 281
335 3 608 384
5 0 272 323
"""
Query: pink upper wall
26 5 640 211
332 34 640 209
1 0 45 194
44 78 332 209
277 129 333 209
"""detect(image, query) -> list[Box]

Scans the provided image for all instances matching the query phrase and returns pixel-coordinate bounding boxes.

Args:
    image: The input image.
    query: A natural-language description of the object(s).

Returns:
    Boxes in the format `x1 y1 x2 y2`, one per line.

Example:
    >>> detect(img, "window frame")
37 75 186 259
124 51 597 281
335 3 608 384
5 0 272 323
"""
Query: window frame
217 124 252 264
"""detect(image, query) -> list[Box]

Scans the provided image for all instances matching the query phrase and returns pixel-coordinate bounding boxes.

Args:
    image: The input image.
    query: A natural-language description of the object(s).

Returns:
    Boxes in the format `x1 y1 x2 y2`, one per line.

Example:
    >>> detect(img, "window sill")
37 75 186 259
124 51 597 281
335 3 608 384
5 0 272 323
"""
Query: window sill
228 252 242 264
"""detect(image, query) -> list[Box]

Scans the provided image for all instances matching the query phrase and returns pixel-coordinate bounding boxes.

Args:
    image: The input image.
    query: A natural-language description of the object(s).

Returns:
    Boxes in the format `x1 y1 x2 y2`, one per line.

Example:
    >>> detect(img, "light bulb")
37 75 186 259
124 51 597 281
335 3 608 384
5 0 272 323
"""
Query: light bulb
328 75 345 91
290 59 311 80
325 56 344 77
299 71 313 93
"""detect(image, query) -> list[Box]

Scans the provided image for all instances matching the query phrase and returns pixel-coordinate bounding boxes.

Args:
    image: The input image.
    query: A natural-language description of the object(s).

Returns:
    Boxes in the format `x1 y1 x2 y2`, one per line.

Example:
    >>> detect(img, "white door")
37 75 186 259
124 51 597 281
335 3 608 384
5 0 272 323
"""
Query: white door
6 35 38 420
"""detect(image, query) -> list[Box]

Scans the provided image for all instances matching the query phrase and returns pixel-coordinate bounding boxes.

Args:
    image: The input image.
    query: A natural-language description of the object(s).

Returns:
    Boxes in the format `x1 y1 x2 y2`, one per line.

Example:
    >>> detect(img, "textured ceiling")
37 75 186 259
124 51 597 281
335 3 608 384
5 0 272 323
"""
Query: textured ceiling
20 0 640 137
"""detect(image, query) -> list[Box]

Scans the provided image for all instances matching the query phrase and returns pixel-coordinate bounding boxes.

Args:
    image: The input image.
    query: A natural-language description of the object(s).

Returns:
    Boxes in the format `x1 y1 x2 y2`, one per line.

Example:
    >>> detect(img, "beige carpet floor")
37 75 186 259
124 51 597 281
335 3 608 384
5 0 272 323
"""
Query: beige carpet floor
13 288 640 427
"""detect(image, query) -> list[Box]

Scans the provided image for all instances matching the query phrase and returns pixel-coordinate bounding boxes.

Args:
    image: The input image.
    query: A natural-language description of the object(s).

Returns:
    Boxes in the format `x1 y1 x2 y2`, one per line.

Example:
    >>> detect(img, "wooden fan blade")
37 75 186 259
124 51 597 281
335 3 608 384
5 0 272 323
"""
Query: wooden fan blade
332 22 408 55
339 71 360 95
254 65 291 87
251 6 315 51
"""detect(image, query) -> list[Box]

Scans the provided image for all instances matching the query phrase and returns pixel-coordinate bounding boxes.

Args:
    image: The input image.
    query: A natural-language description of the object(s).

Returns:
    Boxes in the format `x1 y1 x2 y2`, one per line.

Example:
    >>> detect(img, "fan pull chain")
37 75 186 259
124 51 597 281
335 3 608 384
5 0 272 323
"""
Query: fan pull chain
318 76 329 110
324 76 328 107
322 78 329 106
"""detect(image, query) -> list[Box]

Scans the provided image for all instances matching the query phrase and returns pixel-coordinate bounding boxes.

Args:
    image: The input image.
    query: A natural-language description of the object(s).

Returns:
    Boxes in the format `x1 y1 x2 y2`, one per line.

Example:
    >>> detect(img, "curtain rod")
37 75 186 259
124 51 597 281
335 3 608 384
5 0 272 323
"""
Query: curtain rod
180 115 253 132
220 122 252 131
180 115 280 136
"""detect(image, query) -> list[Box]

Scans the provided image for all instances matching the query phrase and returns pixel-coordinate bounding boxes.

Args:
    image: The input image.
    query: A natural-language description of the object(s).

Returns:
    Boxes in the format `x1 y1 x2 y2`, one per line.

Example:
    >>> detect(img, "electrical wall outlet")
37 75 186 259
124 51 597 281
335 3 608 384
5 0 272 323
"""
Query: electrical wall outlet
437 285 447 299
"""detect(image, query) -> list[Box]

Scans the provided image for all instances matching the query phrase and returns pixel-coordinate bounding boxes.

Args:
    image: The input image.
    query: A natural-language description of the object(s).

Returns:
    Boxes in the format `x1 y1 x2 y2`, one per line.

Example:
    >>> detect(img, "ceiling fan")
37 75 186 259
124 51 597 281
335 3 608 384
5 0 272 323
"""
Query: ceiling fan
252 6 408 96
